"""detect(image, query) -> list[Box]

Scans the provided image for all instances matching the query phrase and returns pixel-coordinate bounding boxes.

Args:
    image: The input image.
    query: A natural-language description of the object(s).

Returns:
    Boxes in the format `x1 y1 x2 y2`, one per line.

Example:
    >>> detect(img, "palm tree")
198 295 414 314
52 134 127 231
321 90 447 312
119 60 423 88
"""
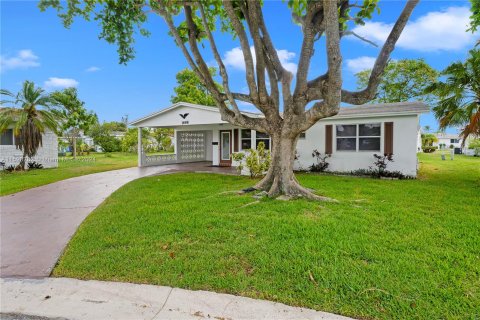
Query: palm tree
0 81 59 170
427 49 480 145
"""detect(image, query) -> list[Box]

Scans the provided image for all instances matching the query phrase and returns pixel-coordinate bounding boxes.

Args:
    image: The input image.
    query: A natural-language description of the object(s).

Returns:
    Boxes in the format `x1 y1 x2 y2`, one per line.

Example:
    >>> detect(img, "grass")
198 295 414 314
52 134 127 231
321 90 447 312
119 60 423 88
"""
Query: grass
0 152 137 196
53 153 479 319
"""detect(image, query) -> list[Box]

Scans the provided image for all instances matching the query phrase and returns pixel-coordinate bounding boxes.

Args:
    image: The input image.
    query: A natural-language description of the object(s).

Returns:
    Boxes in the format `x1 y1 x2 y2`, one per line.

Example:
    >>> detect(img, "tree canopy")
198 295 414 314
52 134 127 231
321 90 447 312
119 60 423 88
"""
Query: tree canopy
356 59 438 104
51 88 98 158
171 67 220 106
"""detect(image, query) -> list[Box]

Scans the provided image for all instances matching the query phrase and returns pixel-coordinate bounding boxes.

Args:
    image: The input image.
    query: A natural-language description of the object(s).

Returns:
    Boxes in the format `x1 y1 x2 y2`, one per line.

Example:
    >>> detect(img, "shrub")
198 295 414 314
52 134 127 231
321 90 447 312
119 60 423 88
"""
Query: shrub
468 139 480 149
423 146 437 153
231 152 245 175
232 141 270 178
5 165 15 172
371 154 393 175
96 135 122 152
309 149 330 172
27 161 44 170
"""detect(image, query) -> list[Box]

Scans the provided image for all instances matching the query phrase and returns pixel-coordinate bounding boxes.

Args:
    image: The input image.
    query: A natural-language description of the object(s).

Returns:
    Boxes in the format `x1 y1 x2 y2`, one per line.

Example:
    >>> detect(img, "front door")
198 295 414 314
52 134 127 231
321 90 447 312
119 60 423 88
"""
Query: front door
219 130 232 166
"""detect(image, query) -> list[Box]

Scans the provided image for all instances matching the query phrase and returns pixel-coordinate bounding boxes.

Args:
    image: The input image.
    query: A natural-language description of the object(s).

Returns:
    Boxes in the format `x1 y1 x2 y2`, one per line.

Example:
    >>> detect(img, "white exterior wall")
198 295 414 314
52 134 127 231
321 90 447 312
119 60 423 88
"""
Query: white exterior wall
435 138 462 149
136 105 227 128
0 130 58 169
170 116 420 176
132 103 424 176
295 115 420 176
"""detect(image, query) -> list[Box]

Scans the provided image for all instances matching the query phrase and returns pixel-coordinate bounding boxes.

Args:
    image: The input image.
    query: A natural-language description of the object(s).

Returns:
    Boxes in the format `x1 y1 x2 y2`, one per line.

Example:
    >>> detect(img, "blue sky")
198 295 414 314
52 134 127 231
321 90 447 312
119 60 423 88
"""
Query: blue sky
1 1 478 132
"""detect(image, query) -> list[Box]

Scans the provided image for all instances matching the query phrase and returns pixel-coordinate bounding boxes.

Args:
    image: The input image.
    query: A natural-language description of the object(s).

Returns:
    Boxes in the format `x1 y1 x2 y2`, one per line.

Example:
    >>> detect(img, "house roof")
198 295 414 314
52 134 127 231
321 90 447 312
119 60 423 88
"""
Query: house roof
130 101 429 126
332 101 429 118
435 133 461 139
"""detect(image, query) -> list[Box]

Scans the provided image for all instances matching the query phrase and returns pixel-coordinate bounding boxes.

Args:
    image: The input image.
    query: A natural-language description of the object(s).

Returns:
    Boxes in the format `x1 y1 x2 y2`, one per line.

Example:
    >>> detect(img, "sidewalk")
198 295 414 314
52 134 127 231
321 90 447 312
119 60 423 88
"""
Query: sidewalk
1 277 353 320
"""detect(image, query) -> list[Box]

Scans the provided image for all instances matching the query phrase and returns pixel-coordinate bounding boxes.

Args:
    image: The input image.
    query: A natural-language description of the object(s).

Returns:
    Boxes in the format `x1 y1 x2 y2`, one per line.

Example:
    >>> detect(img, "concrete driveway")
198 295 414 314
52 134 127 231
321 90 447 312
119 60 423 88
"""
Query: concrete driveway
0 163 235 278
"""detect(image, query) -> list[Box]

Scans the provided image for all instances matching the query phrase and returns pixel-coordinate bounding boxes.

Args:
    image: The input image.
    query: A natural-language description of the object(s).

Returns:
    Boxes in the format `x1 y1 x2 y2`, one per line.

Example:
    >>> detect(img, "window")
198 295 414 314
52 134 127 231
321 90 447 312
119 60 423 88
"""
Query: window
299 132 306 139
221 131 231 160
336 125 356 151
450 138 459 143
241 129 252 150
336 123 381 152
359 123 381 151
256 131 270 150
1 129 14 145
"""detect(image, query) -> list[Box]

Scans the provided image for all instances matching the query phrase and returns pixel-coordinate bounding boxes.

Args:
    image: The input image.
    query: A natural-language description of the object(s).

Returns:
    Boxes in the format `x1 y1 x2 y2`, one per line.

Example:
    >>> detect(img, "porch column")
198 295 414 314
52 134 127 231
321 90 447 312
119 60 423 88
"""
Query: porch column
137 127 143 167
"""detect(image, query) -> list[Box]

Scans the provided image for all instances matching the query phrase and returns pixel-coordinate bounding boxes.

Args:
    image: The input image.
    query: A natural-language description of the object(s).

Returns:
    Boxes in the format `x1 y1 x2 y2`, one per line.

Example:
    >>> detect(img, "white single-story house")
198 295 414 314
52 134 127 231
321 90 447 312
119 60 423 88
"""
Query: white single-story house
0 128 58 169
433 133 463 150
431 133 478 156
130 101 429 176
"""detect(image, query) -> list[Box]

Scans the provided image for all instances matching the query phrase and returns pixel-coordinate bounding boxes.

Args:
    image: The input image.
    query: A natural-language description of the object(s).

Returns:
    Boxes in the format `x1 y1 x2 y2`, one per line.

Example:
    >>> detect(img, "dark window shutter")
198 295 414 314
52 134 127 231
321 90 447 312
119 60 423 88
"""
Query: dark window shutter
384 122 394 155
233 129 239 152
325 125 333 155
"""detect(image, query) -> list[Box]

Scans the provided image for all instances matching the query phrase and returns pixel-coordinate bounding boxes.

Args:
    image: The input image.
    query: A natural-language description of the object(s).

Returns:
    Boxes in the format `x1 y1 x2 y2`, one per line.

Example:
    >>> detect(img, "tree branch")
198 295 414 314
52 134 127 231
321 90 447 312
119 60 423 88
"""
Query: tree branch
342 30 378 47
243 1 269 106
303 0 343 124
198 2 242 117
341 0 420 104
183 5 224 102
292 2 324 114
223 0 259 104
253 1 293 105
230 92 253 104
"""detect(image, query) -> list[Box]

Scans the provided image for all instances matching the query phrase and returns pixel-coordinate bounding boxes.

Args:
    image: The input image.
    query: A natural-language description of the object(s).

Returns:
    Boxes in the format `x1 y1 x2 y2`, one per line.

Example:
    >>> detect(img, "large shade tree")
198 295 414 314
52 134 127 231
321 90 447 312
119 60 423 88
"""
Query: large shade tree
40 0 419 199
356 59 438 104
171 67 221 106
0 81 59 170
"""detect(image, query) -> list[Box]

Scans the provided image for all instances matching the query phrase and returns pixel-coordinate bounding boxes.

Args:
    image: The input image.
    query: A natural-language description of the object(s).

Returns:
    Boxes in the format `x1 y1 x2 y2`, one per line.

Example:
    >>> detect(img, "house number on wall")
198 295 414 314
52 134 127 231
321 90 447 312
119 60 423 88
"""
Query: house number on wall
179 113 189 125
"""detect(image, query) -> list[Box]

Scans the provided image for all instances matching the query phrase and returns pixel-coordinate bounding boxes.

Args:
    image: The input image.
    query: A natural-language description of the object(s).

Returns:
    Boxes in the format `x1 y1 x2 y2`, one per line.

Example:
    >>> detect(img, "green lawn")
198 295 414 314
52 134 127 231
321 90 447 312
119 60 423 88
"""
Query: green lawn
53 153 479 319
0 152 137 196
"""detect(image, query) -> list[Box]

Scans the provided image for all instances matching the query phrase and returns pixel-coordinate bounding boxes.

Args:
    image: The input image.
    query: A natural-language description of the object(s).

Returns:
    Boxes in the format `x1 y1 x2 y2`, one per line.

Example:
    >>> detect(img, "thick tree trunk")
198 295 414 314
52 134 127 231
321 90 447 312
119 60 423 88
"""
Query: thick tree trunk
254 132 333 201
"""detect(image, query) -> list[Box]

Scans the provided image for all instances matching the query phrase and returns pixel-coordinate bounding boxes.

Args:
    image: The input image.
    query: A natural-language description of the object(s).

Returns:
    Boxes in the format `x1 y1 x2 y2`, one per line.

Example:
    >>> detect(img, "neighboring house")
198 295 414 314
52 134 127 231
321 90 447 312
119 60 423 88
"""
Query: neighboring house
59 130 99 152
131 101 429 176
433 133 463 150
60 130 126 153
0 127 58 169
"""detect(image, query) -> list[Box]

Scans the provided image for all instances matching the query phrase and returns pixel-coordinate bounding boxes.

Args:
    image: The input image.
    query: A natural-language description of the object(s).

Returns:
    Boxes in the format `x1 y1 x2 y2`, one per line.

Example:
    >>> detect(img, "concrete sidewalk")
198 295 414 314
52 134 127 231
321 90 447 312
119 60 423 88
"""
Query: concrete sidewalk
0 278 353 320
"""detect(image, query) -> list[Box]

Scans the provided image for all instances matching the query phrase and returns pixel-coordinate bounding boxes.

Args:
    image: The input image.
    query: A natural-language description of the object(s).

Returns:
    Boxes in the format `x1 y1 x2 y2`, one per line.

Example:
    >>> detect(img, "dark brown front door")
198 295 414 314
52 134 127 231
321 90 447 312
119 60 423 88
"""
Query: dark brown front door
219 130 232 166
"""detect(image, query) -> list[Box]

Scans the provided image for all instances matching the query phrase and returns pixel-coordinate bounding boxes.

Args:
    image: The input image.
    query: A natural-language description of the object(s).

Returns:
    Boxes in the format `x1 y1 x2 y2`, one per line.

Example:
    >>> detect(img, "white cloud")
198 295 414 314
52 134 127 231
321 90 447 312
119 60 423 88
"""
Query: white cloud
85 66 101 72
351 6 477 52
345 56 376 73
0 49 40 71
44 77 79 89
223 46 298 74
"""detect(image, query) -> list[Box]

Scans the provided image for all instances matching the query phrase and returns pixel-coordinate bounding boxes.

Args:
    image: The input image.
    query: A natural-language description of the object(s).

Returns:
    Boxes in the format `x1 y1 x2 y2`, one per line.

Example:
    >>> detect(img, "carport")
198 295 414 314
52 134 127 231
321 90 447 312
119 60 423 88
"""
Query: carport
130 102 259 167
